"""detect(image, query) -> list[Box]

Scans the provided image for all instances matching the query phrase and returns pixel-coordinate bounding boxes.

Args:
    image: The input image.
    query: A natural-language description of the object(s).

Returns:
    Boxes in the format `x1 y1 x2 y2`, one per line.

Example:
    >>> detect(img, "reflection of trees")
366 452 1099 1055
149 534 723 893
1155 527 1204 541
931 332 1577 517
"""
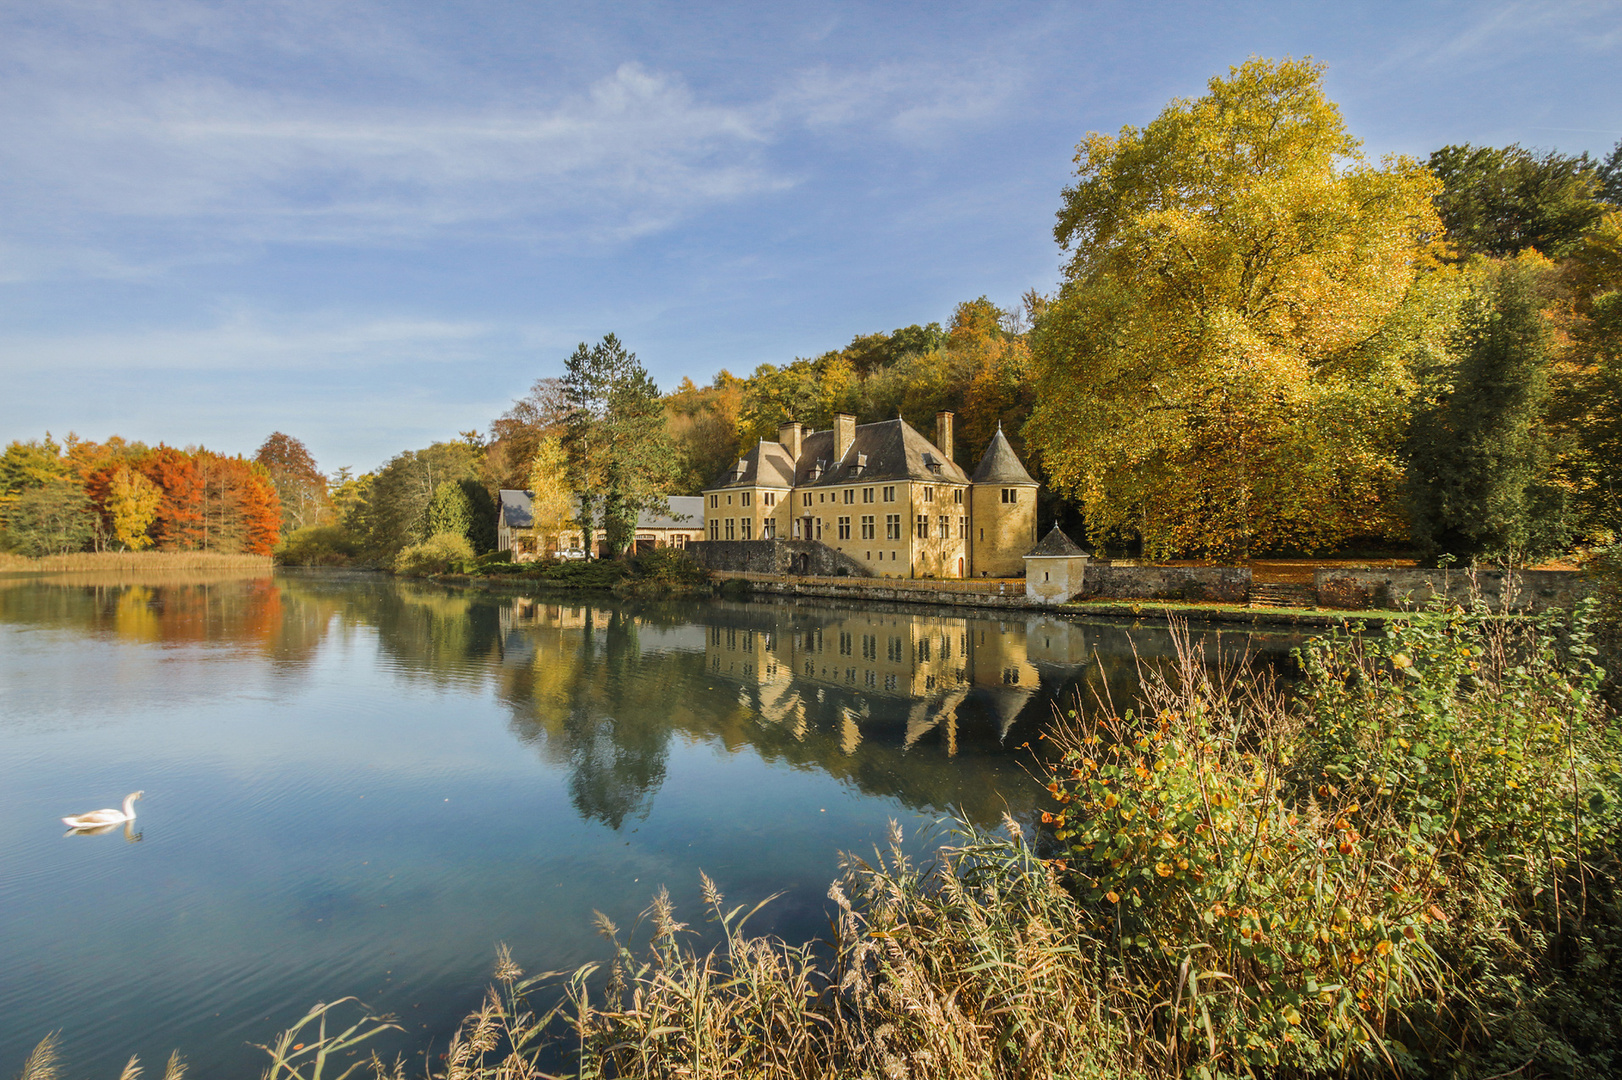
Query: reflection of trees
504 608 673 829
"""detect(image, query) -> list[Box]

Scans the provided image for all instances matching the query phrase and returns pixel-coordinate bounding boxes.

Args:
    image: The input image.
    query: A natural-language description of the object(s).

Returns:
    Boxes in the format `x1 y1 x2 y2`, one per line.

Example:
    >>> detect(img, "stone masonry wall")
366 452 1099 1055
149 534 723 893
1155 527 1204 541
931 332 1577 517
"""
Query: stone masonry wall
1314 568 1593 613
1076 564 1252 604
684 539 874 578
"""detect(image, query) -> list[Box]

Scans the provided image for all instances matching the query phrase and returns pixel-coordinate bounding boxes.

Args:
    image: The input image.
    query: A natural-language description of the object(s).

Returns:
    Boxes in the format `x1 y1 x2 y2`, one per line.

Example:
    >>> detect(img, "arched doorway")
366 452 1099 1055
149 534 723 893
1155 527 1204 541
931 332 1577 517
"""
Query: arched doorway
957 556 965 578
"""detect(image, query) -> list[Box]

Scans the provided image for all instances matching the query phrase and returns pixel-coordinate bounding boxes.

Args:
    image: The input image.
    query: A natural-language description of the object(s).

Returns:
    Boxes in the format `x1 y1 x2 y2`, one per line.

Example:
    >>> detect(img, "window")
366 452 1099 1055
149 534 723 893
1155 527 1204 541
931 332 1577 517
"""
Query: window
802 492 811 506
941 636 951 660
923 487 934 502
837 516 851 540
886 514 901 540
958 516 968 539
843 488 855 504
918 639 931 662
865 669 876 687
741 492 752 507
763 492 775 507
883 485 895 501
709 494 718 508
741 519 752 540
915 514 929 539
815 518 823 540
1002 488 1018 503
818 493 825 503
863 487 874 503
888 637 903 662
979 527 984 541
710 521 719 540
938 515 950 539
762 519 775 539
712 626 722 646
884 673 897 691
725 519 736 540
674 535 687 549
845 667 856 683
726 628 736 649
953 488 963 504
862 634 876 660
727 494 733 505
861 515 875 539
839 632 853 656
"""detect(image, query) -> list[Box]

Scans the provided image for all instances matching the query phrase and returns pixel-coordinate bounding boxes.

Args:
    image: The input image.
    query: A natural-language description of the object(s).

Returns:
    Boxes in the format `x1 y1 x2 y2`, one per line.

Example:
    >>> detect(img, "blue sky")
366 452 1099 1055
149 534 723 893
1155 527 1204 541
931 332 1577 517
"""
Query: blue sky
3 0 1620 475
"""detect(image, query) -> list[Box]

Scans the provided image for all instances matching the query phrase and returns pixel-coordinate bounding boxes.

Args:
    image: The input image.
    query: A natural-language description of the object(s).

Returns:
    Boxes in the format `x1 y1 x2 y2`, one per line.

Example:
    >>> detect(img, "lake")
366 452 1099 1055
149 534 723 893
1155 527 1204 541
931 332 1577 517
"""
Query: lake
0 570 1305 1076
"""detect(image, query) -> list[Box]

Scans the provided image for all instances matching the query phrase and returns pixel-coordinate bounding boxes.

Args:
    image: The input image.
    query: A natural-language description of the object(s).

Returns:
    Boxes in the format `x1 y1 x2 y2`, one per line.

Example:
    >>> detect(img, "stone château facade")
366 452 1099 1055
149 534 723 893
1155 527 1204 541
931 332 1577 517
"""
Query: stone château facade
701 412 1037 579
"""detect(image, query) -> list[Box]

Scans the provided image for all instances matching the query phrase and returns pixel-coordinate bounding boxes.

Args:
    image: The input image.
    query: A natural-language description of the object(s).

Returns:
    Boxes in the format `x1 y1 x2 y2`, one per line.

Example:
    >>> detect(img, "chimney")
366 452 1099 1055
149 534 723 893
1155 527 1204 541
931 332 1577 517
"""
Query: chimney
778 421 803 462
834 414 856 462
936 411 954 465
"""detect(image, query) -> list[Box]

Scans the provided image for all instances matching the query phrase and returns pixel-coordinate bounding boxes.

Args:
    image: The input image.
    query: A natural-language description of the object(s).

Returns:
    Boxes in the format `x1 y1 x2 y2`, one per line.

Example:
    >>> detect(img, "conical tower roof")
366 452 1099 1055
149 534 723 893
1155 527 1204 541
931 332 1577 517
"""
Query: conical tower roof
970 425 1037 485
1025 524 1088 558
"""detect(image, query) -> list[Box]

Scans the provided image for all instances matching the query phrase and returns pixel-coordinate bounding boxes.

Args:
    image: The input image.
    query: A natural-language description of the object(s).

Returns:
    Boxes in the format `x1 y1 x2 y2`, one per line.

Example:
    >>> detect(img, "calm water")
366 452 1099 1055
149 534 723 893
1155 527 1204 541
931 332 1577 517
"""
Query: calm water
0 570 1304 1076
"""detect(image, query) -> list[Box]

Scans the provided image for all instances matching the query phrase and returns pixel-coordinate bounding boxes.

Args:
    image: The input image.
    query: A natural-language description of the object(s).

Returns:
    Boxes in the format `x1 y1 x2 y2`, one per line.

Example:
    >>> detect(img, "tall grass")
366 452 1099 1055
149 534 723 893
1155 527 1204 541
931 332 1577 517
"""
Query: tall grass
0 551 273 573
15 601 1620 1079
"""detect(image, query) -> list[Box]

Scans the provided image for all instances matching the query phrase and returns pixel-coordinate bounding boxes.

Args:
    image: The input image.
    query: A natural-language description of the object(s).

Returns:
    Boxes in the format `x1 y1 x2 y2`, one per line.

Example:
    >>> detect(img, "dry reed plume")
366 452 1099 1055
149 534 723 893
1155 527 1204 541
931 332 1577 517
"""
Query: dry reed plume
0 551 273 573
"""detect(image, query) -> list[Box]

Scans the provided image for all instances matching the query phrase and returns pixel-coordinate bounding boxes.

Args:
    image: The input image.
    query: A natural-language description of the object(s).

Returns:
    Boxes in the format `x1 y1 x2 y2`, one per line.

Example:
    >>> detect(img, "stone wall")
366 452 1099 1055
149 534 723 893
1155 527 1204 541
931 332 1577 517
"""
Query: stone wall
1314 567 1592 613
684 539 873 578
1076 564 1252 604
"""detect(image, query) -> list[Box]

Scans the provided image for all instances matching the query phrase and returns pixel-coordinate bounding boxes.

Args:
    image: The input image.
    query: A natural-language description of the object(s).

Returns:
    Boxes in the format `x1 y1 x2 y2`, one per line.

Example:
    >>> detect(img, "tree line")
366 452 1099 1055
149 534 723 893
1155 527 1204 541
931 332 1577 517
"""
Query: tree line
0 435 282 556
11 56 1615 569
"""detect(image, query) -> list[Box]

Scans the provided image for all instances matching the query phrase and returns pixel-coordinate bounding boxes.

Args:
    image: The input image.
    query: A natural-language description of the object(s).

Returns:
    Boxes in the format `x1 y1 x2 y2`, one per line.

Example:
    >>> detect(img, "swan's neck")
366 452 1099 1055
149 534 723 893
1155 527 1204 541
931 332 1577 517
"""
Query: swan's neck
122 793 139 818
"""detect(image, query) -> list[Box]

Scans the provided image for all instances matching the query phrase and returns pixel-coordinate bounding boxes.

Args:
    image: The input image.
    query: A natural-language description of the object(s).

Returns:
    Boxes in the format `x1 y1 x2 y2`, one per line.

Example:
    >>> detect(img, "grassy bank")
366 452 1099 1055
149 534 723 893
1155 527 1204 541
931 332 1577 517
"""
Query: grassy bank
18 600 1619 1080
0 551 273 574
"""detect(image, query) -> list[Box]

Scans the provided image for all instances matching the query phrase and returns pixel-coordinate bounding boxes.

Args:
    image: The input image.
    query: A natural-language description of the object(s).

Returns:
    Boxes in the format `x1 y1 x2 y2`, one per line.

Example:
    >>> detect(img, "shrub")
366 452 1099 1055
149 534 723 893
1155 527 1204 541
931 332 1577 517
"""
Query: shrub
531 557 628 590
620 547 710 594
1048 600 1620 1077
275 525 360 566
393 531 474 577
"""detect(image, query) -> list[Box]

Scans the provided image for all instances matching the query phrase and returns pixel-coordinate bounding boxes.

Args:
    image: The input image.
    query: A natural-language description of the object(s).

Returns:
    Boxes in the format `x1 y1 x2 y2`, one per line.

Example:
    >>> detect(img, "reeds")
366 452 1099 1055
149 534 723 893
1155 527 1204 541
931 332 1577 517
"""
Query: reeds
0 551 273 573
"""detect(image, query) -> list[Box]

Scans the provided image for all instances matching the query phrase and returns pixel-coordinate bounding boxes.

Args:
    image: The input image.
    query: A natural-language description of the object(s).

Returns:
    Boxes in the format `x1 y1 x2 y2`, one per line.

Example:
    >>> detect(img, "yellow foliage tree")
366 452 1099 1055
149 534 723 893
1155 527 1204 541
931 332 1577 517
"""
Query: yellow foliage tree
1026 57 1448 559
105 464 162 550
526 436 575 552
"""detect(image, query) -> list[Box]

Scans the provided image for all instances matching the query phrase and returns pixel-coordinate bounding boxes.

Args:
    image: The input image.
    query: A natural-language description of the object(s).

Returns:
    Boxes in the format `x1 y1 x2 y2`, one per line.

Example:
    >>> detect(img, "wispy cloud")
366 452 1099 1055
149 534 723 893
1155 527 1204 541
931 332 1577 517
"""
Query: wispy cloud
0 1 1025 273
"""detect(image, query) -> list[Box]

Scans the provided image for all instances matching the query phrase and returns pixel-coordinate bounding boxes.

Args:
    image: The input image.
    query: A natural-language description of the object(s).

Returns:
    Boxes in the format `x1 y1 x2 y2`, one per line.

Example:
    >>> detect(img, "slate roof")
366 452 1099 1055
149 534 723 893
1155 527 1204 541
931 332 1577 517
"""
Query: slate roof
497 491 703 531
1025 525 1089 559
706 417 972 491
971 426 1037 486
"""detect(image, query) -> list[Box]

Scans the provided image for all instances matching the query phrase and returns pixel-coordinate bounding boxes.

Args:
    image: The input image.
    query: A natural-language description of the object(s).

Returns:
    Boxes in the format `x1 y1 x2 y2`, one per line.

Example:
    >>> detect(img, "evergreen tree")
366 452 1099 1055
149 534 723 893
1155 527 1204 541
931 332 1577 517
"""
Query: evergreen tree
561 334 675 558
1404 259 1569 564
425 480 474 541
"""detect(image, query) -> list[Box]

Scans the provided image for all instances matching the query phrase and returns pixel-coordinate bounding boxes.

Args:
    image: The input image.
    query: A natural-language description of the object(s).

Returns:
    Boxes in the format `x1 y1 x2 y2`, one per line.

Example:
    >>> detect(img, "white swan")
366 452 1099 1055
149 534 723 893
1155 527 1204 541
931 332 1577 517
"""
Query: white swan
63 791 142 830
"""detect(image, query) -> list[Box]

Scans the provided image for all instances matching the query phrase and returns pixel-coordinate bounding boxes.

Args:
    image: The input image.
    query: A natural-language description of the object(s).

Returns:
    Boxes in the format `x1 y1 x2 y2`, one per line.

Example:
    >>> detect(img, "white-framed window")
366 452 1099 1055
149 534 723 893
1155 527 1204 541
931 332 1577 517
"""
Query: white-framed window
762 519 775 539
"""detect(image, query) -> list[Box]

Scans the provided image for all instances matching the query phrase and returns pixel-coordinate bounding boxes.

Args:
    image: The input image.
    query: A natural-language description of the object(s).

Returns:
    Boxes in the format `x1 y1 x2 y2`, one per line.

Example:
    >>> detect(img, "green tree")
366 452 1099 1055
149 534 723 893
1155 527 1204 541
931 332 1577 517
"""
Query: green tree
1404 257 1569 564
1429 143 1608 260
562 335 676 558
353 442 481 563
1552 210 1622 538
0 434 71 527
425 480 473 541
1026 57 1445 559
7 477 99 555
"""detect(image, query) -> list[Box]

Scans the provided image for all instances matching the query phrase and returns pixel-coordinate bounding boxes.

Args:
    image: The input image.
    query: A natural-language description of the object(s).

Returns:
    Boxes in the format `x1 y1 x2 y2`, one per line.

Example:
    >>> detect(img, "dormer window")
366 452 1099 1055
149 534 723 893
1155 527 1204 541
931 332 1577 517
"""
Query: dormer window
853 452 867 475
922 452 942 473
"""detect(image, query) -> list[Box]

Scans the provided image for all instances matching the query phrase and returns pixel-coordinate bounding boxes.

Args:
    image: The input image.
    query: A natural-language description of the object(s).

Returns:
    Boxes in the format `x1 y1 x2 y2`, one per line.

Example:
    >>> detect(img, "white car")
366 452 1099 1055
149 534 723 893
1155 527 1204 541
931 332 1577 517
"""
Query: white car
556 548 589 561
